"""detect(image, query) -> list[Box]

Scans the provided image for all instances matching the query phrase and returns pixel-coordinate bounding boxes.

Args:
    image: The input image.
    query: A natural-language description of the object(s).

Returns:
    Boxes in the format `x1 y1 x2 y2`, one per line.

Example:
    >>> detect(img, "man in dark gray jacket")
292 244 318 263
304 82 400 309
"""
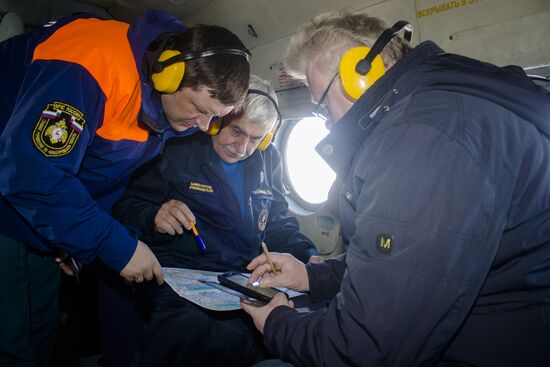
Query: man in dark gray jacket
241 11 550 367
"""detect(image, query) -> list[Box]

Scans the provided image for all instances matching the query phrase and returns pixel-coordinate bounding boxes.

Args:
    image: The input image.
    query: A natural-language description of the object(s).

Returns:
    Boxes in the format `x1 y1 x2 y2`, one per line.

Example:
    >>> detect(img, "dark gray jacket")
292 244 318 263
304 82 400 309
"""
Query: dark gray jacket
264 41 550 366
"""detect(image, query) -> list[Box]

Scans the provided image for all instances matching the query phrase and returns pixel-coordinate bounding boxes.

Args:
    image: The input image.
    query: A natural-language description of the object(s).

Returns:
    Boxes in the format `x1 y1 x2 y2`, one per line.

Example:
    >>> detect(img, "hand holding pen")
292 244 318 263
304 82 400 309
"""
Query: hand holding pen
247 248 310 292
261 242 278 275
154 199 196 235
153 199 206 251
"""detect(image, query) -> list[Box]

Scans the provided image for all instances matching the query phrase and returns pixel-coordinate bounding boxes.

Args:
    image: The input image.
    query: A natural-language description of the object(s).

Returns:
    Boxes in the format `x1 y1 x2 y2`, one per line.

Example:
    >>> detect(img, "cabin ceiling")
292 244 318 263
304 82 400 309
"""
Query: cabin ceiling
81 0 401 53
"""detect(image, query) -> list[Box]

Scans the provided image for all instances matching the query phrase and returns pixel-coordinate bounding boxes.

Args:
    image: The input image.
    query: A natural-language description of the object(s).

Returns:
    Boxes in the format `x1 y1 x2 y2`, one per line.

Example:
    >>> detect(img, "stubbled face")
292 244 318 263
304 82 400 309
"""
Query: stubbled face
161 86 234 132
306 59 354 130
212 114 272 164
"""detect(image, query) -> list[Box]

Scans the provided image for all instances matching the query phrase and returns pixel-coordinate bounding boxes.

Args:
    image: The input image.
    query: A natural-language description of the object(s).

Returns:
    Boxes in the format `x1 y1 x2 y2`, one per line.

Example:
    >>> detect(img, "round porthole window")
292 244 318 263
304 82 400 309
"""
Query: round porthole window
282 116 336 209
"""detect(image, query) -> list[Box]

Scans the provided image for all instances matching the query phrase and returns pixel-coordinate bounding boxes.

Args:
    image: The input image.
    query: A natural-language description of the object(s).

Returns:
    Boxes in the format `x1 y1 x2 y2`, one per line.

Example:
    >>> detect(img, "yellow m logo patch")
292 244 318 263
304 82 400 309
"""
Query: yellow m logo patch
376 234 393 255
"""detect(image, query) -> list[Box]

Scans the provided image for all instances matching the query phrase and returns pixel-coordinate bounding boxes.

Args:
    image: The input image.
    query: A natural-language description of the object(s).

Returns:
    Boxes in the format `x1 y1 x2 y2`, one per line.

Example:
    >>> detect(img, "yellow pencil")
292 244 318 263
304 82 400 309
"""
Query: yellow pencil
261 242 278 275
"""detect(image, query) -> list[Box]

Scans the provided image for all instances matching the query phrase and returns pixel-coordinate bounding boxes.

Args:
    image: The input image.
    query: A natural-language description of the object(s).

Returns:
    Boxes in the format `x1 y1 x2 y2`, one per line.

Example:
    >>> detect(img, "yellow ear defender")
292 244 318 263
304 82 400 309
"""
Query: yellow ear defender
151 48 250 94
256 124 276 152
339 47 385 101
205 89 281 152
205 119 277 151
206 116 223 136
338 21 413 101
151 50 185 94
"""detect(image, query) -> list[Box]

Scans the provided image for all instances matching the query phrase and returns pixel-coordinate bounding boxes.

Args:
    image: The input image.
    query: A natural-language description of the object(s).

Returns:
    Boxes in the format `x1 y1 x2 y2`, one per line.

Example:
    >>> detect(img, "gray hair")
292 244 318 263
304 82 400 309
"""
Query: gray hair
284 10 411 82
242 74 279 128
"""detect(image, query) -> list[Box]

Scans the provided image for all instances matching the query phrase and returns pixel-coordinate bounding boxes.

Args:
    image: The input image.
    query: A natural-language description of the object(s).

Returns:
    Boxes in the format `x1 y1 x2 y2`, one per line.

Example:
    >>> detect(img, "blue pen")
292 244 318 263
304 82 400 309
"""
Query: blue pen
189 222 206 251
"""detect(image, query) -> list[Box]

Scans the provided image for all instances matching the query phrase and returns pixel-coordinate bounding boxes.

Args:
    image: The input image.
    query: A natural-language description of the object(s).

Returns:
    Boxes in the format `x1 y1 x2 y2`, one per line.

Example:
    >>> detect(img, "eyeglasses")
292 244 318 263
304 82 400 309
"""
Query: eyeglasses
312 72 338 122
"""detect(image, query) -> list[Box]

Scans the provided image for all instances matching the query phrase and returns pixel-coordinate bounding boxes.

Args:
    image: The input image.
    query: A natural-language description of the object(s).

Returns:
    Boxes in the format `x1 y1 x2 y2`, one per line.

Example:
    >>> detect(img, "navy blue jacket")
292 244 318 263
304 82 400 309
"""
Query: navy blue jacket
113 134 318 271
0 11 194 270
264 41 550 366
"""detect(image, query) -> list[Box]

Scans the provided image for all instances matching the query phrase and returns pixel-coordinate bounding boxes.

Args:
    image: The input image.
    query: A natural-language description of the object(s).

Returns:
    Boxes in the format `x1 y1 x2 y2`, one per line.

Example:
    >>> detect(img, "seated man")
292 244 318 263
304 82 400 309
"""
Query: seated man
112 75 319 367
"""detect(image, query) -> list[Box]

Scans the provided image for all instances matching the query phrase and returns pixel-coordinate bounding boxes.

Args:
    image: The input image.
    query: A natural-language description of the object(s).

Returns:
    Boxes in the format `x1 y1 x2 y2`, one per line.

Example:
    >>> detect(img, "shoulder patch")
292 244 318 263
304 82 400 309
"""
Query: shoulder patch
32 101 86 157
376 233 393 255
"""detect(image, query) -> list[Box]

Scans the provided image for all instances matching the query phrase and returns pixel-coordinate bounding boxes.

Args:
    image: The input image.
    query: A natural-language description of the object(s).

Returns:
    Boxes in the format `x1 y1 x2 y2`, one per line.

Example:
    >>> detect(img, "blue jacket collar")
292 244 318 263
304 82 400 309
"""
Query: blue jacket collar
127 10 187 133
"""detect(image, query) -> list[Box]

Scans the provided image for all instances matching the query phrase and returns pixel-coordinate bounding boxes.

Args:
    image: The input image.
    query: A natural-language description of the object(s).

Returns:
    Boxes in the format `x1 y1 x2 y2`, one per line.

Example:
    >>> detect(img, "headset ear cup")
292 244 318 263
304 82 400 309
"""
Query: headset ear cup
257 123 278 152
205 117 223 136
257 130 273 152
339 46 386 101
151 50 186 94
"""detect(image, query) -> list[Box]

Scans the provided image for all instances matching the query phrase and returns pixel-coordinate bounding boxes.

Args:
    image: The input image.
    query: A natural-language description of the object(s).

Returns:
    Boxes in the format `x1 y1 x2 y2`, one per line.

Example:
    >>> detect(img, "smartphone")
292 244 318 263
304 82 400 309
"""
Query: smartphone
217 271 286 303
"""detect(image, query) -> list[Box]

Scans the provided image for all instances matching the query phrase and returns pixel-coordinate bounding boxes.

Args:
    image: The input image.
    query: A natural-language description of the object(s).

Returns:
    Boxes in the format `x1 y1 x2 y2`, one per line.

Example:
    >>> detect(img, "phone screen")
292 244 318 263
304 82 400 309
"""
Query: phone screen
220 272 283 301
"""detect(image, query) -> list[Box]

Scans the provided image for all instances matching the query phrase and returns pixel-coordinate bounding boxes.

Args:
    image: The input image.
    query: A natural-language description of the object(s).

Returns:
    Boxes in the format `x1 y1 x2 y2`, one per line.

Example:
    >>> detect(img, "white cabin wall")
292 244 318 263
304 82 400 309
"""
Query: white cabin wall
415 0 550 68
175 0 549 92
168 0 550 156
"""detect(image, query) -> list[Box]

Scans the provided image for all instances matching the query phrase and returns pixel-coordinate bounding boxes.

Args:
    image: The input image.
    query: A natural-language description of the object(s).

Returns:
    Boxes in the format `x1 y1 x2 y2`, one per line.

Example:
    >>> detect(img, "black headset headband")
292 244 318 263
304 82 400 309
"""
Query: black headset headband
153 47 251 73
247 88 281 125
355 20 413 75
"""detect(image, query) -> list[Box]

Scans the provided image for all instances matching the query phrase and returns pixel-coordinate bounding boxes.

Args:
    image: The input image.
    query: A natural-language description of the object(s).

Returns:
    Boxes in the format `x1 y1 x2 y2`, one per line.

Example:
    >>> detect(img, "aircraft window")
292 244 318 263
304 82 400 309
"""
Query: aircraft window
283 116 336 209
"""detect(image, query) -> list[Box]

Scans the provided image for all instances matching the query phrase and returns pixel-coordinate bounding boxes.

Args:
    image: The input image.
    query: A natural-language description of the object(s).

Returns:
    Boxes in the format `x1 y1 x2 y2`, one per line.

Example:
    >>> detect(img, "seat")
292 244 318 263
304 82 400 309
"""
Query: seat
0 12 24 42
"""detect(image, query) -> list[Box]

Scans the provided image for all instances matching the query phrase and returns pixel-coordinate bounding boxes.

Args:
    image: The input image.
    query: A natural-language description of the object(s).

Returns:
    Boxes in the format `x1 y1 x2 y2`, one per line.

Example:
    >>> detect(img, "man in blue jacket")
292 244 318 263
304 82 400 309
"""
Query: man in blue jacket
242 11 550 366
112 75 319 366
0 10 250 366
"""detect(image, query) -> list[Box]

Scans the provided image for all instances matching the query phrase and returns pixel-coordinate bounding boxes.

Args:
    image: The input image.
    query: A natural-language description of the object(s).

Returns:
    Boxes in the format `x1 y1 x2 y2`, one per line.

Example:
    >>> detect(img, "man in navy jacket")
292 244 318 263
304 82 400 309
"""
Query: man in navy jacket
242 11 550 366
113 75 318 366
